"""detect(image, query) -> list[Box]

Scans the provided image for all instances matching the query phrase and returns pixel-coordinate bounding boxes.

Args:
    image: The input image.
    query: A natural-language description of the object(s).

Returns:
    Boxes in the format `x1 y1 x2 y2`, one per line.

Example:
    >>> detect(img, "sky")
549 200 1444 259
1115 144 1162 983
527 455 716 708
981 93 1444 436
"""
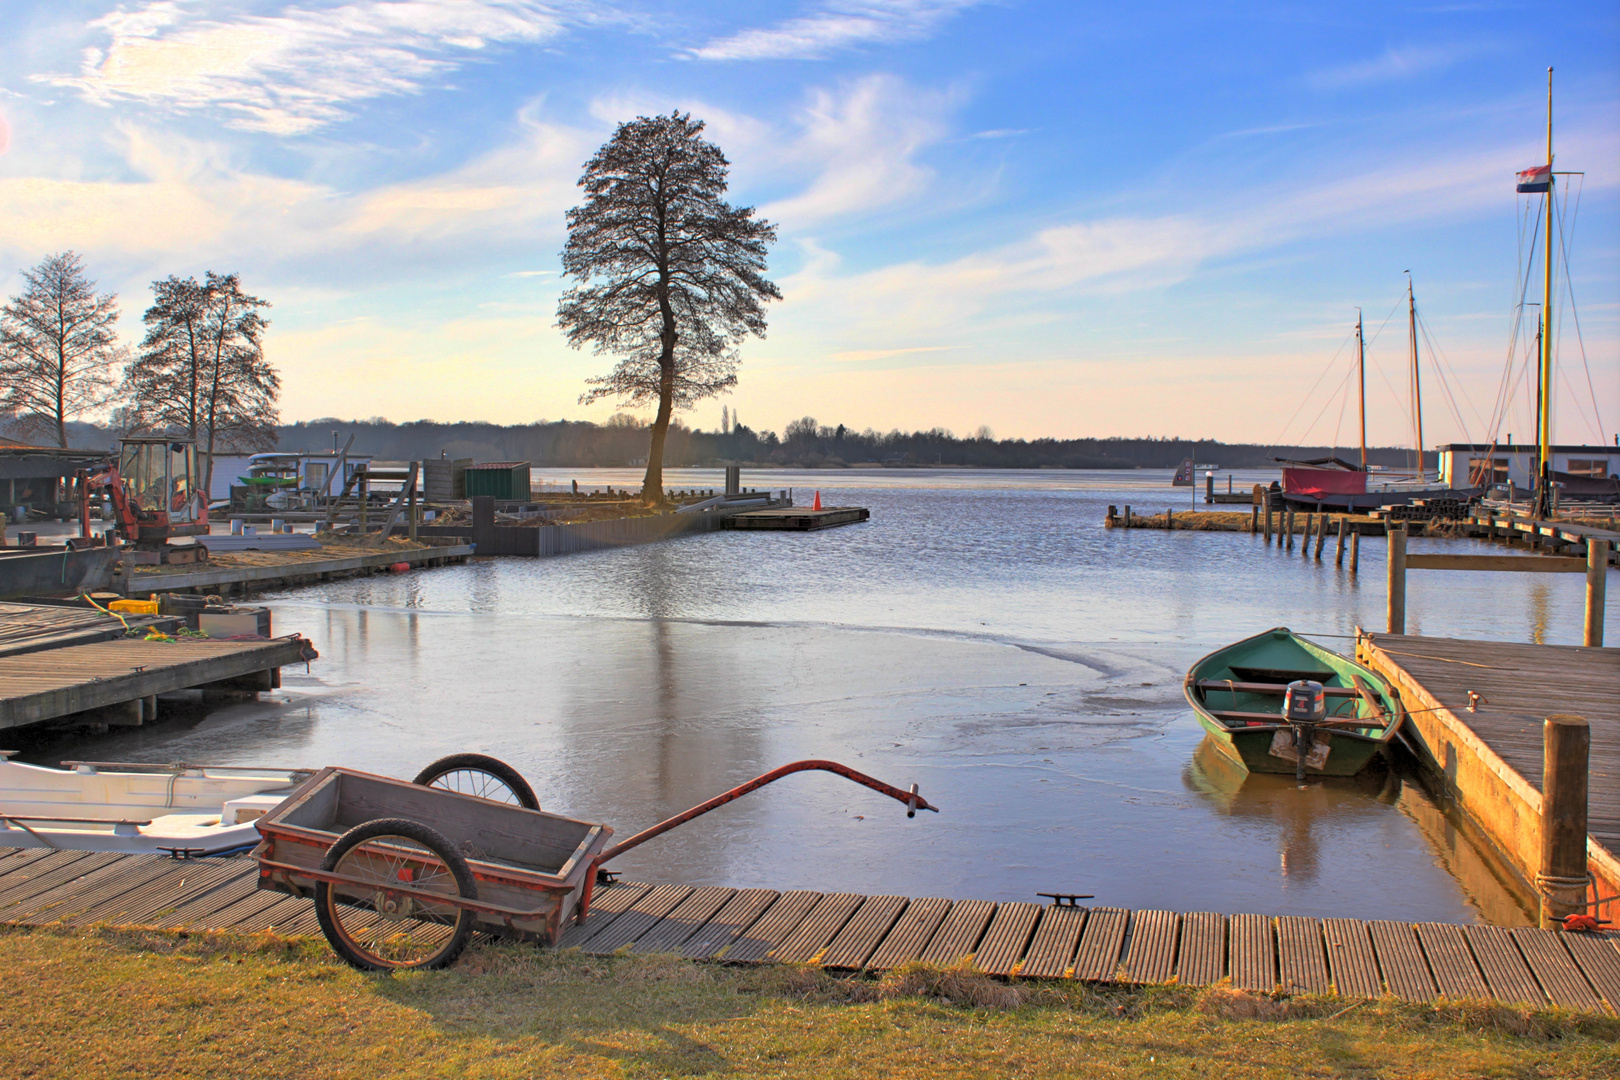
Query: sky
1 0 1617 448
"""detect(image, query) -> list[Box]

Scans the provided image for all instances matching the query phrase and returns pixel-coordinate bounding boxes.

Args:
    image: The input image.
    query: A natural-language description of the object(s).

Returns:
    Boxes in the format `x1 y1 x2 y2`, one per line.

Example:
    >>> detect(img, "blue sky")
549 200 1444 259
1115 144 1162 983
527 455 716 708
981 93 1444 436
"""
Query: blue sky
1 1 1616 447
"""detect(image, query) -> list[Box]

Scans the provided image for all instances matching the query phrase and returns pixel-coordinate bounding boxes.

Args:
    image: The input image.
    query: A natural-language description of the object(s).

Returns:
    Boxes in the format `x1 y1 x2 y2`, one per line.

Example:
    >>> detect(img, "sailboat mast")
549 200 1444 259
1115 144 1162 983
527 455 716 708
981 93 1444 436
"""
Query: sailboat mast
1408 277 1423 478
1357 310 1367 470
1538 67 1555 496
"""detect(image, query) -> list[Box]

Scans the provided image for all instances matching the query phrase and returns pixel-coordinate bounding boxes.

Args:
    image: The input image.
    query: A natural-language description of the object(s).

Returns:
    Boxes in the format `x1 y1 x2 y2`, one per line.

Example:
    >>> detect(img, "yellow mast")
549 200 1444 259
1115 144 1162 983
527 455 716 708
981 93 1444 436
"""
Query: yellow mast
1357 310 1367 470
1537 67 1555 500
1407 276 1423 478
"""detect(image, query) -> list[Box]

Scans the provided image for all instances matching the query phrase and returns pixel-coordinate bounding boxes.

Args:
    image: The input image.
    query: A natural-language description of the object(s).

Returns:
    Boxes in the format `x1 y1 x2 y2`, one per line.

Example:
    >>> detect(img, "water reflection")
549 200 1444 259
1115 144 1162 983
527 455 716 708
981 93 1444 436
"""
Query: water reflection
19 470 1601 922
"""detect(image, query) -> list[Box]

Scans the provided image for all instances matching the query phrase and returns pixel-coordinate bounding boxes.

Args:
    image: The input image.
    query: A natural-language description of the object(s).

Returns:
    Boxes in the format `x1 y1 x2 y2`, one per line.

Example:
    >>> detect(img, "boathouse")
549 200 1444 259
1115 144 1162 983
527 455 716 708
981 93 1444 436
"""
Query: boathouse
1438 442 1619 489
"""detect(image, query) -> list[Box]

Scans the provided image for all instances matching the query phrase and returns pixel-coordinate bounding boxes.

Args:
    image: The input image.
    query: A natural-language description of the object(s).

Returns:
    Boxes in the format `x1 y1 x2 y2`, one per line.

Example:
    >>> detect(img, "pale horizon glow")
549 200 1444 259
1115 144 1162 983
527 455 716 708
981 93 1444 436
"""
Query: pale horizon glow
0 1 1615 448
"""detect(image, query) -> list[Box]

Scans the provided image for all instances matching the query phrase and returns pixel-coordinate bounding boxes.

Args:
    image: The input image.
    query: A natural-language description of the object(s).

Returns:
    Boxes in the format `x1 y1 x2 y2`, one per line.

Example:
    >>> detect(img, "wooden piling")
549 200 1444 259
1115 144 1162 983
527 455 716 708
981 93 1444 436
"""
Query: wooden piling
1335 516 1347 566
1587 540 1609 648
1263 494 1273 544
1284 509 1294 550
1250 504 1258 534
1166 509 1174 530
1539 715 1591 928
1315 512 1328 559
1124 505 1132 529
1350 529 1359 573
1301 512 1312 555
407 467 418 542
1386 527 1407 634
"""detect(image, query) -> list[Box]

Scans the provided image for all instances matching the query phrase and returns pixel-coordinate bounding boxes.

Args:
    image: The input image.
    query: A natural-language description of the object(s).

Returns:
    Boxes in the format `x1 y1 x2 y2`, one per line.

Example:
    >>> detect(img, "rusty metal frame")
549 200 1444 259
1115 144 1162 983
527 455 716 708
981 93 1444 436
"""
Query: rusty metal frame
575 758 937 922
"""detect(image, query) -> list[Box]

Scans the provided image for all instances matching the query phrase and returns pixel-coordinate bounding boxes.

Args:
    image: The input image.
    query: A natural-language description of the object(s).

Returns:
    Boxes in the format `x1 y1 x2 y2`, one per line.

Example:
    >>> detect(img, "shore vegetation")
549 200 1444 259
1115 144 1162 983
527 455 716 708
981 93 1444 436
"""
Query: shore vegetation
1 925 1610 1079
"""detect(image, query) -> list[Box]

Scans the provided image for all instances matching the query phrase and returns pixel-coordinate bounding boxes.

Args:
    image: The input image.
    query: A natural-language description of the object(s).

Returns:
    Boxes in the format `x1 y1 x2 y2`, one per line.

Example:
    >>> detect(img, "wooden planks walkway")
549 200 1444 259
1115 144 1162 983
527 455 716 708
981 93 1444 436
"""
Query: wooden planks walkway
118 543 474 597
0 636 312 730
1359 633 1620 927
4 847 1619 1013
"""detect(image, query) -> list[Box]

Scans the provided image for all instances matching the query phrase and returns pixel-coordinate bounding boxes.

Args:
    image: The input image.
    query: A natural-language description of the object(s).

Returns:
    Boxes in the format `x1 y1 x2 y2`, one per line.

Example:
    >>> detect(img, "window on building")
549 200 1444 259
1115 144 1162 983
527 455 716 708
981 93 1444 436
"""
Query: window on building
1567 459 1611 478
1467 457 1510 484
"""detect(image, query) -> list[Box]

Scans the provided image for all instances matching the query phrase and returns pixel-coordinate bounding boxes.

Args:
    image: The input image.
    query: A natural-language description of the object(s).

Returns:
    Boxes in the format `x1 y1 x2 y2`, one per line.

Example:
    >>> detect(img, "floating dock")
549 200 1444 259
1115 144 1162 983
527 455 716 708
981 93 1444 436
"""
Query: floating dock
0 601 176 659
1359 633 1619 929
1 847 1617 1012
116 542 473 597
725 507 870 531
0 636 313 731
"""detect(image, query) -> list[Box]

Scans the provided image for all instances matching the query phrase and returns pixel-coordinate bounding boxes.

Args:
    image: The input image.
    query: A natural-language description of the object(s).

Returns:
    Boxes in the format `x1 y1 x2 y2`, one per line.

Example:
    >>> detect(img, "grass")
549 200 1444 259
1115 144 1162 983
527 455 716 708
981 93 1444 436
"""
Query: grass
1 924 1614 1080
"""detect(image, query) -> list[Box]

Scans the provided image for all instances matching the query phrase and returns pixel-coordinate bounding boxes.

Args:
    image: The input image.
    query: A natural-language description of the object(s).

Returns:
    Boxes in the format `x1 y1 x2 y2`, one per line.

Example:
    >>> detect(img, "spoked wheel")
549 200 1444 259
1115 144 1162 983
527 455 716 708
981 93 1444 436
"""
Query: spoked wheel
412 753 540 810
314 818 476 972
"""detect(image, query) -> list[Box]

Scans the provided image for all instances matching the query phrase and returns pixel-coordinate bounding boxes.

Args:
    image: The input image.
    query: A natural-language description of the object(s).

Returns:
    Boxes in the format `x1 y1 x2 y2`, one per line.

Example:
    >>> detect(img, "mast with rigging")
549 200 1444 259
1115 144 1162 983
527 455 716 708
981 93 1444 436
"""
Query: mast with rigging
1357 309 1367 470
1536 67 1555 514
1407 276 1424 479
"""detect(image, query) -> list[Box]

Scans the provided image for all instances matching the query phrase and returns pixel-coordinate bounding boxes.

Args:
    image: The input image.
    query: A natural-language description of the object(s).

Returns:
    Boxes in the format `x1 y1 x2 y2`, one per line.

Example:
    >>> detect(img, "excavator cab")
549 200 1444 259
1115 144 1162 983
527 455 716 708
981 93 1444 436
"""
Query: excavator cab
96 437 210 564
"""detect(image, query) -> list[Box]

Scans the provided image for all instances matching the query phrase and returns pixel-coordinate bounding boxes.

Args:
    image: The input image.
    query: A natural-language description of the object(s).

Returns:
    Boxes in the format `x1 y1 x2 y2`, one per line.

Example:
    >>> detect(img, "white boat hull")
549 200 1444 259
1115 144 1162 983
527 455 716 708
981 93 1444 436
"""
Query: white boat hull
0 759 310 856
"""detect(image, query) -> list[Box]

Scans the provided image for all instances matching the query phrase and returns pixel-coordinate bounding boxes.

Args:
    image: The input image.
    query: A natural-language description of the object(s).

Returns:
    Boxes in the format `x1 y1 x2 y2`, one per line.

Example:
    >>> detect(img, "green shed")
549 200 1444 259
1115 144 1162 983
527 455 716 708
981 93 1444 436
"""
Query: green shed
463 461 531 501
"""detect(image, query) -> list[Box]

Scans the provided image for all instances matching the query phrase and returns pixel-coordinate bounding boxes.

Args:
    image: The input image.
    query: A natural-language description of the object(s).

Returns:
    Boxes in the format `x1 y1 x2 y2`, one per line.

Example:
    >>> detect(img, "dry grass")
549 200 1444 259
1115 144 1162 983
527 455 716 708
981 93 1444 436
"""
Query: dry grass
0 924 1614 1080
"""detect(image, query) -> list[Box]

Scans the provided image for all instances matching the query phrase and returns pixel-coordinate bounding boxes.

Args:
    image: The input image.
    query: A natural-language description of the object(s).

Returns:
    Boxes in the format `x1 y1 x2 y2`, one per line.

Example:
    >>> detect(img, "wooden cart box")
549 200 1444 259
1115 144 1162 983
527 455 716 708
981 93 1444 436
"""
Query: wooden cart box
254 767 610 943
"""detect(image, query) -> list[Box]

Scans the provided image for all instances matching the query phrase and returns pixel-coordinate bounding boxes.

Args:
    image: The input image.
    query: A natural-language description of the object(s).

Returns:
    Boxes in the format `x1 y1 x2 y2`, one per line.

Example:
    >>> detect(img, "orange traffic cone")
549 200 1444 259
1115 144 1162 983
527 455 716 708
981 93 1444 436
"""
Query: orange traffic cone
812 491 822 511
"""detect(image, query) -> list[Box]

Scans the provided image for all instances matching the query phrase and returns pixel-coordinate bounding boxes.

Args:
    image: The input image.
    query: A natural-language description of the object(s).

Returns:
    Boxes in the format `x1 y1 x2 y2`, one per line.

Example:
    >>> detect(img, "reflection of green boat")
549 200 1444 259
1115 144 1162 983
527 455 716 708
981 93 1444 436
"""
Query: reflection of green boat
237 475 298 487
1182 627 1404 778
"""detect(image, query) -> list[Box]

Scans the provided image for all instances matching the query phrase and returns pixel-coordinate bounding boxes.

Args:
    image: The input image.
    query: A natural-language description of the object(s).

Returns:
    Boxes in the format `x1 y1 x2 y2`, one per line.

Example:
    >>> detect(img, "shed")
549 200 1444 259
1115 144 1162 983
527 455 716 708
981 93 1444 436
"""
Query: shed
464 461 531 501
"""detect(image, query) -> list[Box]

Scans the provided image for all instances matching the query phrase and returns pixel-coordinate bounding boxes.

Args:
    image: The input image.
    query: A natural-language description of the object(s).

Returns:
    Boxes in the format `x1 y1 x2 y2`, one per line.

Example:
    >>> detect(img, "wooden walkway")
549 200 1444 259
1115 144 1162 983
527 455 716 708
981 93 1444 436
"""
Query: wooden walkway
3 847 1618 1013
0 636 312 730
1359 634 1620 926
0 601 174 659
116 543 474 597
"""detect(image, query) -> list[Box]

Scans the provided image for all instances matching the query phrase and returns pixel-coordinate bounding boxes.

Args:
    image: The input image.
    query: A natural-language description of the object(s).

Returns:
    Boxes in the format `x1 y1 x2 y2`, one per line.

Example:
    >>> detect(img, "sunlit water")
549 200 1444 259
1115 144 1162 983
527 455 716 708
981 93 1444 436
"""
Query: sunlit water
24 469 1614 924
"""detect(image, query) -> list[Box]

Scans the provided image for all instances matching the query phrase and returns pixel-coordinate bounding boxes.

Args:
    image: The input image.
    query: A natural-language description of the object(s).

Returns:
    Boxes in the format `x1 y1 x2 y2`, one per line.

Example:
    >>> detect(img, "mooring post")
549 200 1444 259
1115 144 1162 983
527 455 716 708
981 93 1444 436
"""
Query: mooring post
1263 493 1273 544
1205 472 1214 504
1107 504 1117 526
1251 503 1259 534
1166 508 1174 530
1540 715 1591 928
1301 512 1313 555
1315 512 1328 559
1350 529 1360 574
1335 516 1348 566
1386 526 1406 634
1124 505 1132 529
407 463 419 542
1285 509 1294 550
1587 539 1609 648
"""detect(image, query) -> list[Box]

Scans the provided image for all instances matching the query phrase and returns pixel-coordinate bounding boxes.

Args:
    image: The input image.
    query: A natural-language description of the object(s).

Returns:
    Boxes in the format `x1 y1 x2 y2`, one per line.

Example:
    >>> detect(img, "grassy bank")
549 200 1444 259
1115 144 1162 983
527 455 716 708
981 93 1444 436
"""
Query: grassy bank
1 925 1613 1079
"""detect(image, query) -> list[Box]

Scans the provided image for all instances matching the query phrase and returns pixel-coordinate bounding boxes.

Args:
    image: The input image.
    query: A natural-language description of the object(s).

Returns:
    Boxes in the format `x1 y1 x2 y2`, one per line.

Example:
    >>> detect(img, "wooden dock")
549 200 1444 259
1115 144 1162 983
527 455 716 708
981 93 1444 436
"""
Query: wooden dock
0 601 177 659
2 847 1618 1012
725 507 870 531
0 636 313 731
1359 633 1620 928
116 542 473 597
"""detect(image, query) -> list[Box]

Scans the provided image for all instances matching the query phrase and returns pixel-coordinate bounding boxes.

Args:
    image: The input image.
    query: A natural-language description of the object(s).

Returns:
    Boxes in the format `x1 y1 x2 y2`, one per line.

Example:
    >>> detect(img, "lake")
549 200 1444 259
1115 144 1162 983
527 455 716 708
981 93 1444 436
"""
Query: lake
24 468 1608 924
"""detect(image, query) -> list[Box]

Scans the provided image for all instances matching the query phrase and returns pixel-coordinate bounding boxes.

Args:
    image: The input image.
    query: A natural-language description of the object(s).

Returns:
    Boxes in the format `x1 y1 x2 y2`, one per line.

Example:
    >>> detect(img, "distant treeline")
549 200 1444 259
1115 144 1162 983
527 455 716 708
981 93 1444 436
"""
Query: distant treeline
50 416 1434 471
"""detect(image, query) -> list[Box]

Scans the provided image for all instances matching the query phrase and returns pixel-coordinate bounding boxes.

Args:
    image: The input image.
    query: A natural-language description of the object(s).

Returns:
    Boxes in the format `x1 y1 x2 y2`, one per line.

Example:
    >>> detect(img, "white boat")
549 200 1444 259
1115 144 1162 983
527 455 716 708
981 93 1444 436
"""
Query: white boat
0 756 313 855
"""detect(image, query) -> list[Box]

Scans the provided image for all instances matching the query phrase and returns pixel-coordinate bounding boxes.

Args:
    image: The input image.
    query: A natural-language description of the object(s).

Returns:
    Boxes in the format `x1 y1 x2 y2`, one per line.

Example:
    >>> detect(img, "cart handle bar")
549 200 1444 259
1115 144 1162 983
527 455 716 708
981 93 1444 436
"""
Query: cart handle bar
576 760 936 924
595 759 937 870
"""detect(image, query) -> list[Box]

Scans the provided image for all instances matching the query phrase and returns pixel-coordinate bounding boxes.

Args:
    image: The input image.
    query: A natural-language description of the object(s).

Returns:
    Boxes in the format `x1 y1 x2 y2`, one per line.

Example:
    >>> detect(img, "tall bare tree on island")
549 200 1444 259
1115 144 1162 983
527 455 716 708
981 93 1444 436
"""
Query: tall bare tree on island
0 252 124 447
123 272 278 493
558 112 779 504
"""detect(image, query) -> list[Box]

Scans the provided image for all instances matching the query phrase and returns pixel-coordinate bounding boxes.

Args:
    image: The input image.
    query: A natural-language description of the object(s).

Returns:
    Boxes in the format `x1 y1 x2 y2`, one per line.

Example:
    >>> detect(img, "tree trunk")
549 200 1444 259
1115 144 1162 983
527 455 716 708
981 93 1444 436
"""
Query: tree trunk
641 363 674 504
55 349 67 449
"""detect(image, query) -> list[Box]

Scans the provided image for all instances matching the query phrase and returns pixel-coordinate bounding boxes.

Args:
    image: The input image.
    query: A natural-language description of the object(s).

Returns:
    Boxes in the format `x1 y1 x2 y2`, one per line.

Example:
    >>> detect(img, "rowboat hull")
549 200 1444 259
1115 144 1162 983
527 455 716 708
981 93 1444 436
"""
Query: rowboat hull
1183 627 1403 778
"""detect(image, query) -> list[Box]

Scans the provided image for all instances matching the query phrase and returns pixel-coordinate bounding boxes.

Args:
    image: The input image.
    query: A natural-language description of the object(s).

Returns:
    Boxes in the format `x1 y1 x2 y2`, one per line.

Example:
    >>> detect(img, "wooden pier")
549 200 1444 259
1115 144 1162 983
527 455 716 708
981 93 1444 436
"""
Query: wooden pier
116 542 473 597
0 636 313 731
1359 633 1620 930
725 507 870 531
1 846 1617 1012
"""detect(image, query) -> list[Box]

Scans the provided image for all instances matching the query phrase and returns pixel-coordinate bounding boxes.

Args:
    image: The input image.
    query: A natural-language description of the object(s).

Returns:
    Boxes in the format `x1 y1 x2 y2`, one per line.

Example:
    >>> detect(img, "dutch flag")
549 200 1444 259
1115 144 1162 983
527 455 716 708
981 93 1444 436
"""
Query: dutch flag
1516 164 1551 193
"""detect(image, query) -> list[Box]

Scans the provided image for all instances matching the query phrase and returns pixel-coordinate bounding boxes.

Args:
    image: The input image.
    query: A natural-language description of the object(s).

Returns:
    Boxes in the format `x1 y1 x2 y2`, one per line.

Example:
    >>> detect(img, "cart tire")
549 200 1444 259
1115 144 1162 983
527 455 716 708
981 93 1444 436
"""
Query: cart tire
314 818 477 972
412 753 539 810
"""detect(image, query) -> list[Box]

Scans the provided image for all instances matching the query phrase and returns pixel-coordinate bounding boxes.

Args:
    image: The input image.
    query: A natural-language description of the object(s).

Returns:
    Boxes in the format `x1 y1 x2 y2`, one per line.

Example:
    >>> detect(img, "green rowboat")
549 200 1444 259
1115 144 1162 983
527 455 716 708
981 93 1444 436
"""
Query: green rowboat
1182 627 1404 778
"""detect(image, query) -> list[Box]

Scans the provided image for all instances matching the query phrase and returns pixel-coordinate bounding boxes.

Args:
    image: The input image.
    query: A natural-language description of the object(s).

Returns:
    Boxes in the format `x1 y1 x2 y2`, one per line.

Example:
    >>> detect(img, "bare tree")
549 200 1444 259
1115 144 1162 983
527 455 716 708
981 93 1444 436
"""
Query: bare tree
0 252 124 447
123 272 278 492
558 112 780 504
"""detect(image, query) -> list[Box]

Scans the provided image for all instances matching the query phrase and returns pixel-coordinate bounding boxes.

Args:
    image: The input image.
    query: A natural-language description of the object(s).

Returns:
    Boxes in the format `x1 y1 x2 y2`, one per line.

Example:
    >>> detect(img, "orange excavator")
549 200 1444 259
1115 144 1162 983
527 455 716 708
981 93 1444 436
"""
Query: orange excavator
87 437 211 565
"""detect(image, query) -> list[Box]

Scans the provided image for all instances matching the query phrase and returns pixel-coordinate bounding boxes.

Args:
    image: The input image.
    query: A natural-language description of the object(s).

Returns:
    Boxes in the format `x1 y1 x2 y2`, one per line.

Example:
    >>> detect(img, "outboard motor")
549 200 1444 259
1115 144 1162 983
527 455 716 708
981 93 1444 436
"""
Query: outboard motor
1284 680 1327 724
1283 680 1327 781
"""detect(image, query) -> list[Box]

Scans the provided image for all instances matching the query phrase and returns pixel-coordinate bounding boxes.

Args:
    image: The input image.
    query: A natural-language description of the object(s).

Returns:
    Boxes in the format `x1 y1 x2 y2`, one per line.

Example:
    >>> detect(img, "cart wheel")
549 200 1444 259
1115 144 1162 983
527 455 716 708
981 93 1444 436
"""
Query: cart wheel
314 818 476 972
412 753 539 810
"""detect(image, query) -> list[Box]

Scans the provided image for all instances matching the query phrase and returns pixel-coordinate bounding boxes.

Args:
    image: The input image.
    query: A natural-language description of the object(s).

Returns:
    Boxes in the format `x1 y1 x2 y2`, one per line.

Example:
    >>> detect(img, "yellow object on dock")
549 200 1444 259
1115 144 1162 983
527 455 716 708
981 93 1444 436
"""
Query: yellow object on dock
107 598 159 616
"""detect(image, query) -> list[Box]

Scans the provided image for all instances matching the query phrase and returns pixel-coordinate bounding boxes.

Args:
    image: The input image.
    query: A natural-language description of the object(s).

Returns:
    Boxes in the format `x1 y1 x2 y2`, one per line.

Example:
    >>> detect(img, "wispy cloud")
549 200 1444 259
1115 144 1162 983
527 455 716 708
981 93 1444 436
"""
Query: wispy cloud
35 0 592 135
829 345 957 363
969 128 1030 139
688 0 982 62
1307 43 1487 91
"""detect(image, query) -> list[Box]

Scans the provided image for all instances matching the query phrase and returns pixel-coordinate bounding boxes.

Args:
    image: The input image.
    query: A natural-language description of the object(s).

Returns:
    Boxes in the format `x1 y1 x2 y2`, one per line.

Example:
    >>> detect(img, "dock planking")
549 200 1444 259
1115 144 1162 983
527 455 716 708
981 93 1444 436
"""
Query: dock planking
3 847 1619 1014
0 636 311 730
